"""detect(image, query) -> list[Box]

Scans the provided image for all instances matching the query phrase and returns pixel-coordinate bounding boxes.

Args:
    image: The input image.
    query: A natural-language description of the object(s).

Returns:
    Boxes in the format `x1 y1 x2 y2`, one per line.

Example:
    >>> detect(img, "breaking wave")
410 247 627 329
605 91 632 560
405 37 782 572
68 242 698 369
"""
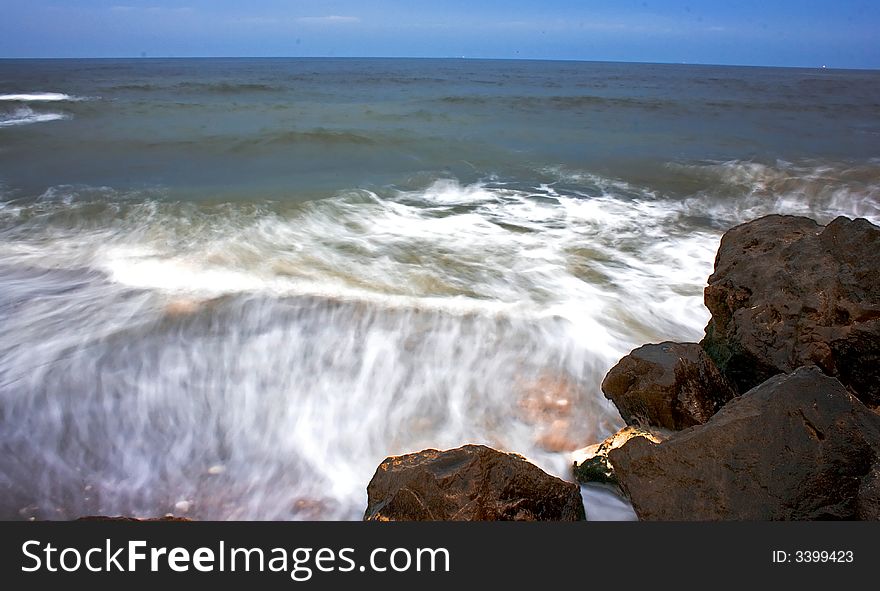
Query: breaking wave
0 159 877 521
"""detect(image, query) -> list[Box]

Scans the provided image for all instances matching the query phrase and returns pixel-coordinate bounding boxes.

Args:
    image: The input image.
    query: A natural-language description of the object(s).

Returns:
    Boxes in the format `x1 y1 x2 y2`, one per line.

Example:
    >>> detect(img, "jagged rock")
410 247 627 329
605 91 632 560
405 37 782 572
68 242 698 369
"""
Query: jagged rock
364 444 585 521
608 367 880 520
601 342 737 430
701 214 880 405
571 426 667 485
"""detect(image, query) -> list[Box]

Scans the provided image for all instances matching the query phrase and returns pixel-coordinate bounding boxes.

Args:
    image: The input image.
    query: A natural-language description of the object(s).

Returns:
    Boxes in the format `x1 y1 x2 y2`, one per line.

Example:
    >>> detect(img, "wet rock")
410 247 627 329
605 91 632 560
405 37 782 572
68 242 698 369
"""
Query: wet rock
572 426 667 485
364 444 585 521
857 466 880 520
608 367 880 520
601 342 736 430
701 215 880 405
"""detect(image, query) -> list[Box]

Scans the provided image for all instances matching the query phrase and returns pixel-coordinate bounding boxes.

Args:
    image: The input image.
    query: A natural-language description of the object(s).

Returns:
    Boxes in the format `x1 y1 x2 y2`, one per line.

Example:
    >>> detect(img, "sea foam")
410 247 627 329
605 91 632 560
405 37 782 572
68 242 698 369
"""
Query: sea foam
1 162 877 521
0 92 77 101
0 106 68 127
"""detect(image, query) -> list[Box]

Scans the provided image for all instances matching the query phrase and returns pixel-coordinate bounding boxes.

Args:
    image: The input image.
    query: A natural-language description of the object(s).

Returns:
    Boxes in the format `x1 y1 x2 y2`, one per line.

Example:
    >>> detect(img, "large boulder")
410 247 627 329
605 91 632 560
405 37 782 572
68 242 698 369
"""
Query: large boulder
608 367 880 520
364 445 585 521
601 342 737 430
701 215 880 406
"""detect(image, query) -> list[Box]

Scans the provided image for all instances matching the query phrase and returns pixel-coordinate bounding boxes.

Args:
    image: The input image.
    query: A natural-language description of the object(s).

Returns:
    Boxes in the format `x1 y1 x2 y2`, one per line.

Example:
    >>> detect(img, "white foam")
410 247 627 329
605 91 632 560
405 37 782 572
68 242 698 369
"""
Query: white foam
0 107 68 128
5 169 874 347
674 159 880 225
1 166 876 520
0 92 75 102
581 485 638 521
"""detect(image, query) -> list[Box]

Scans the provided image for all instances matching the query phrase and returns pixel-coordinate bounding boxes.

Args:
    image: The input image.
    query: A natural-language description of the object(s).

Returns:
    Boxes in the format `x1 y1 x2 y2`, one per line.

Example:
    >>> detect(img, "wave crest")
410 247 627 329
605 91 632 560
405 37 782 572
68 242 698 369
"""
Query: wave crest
0 106 68 128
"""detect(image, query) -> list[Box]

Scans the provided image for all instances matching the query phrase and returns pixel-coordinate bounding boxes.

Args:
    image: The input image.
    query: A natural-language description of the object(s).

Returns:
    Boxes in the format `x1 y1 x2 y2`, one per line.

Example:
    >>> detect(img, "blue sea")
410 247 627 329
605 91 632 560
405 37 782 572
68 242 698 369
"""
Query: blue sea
1 58 878 520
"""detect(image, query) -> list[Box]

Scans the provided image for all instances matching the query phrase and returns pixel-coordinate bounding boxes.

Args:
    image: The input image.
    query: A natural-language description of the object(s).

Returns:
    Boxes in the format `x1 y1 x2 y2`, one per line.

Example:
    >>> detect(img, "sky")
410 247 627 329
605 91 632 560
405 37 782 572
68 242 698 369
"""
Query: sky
1 1 878 69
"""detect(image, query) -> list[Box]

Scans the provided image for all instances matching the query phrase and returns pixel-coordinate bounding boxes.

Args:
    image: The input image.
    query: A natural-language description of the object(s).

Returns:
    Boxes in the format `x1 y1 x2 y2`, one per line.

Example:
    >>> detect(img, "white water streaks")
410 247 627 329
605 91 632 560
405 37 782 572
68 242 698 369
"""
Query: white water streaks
0 92 86 127
0 93 77 102
0 161 878 520
0 106 68 127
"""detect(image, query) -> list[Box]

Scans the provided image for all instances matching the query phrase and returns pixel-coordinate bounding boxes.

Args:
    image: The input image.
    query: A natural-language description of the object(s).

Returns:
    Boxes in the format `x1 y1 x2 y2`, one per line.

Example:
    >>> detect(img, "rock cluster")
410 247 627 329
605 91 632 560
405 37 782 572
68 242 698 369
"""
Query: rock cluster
584 215 880 520
361 215 878 522
610 367 880 520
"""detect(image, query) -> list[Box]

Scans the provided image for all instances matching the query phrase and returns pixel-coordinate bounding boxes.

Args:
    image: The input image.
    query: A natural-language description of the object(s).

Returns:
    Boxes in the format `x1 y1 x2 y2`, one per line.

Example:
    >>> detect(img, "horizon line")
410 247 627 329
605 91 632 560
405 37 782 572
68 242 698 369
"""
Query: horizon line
0 55 877 72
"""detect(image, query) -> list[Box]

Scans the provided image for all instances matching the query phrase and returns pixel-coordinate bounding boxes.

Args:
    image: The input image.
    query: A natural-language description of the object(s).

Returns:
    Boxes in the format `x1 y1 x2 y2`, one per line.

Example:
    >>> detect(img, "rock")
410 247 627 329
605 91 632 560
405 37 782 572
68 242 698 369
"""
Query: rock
857 466 880 520
572 426 667 485
608 367 880 520
364 444 585 521
701 215 880 406
601 342 737 430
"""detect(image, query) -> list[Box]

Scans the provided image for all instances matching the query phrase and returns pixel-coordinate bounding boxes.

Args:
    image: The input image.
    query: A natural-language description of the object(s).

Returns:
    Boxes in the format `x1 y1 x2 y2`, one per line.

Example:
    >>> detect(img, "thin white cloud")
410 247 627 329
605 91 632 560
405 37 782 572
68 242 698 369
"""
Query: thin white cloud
492 17 706 36
296 15 360 25
111 5 194 14
231 16 283 26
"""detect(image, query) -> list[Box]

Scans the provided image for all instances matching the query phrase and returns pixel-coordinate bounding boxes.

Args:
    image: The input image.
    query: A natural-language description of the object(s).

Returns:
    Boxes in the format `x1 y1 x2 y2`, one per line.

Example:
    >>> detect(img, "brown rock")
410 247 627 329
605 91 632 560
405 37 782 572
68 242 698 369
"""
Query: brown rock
364 444 585 521
601 342 736 430
701 214 880 405
857 466 880 520
571 426 668 485
608 367 880 520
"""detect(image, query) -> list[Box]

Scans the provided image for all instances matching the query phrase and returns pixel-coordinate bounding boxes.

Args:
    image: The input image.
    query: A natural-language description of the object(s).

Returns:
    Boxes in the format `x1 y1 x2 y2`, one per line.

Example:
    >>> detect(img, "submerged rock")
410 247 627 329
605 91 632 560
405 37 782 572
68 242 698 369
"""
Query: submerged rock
608 367 880 520
701 214 880 406
516 373 582 453
572 426 667 485
601 342 736 430
364 444 585 521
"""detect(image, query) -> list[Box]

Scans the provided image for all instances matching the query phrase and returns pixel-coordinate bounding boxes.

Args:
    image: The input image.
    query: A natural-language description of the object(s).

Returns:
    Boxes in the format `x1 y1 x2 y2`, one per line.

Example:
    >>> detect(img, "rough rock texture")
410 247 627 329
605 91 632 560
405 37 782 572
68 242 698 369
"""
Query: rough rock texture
601 342 737 430
571 426 667 485
608 367 880 520
364 445 585 521
701 215 880 406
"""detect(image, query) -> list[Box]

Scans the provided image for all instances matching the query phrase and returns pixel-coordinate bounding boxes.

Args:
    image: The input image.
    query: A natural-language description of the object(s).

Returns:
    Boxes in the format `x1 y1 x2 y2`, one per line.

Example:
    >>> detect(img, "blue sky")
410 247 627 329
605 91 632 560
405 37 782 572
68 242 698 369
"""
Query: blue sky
2 1 878 68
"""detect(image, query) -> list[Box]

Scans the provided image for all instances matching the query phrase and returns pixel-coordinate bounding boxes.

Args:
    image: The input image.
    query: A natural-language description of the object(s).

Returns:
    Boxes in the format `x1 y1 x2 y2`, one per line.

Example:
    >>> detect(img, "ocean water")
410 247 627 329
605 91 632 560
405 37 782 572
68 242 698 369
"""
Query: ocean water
0 58 878 521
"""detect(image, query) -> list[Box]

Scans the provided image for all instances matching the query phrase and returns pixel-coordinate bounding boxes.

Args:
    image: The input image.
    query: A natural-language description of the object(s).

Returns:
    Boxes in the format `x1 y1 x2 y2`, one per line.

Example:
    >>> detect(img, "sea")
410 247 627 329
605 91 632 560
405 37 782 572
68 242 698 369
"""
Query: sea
1 58 878 520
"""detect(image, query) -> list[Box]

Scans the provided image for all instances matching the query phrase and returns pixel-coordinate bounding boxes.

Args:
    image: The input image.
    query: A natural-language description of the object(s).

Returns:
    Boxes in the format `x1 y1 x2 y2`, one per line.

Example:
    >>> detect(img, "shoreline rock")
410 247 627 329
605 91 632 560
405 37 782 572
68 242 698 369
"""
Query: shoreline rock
584 214 880 520
601 342 736 430
364 444 585 521
571 426 668 486
608 367 880 520
357 214 880 522
701 215 880 406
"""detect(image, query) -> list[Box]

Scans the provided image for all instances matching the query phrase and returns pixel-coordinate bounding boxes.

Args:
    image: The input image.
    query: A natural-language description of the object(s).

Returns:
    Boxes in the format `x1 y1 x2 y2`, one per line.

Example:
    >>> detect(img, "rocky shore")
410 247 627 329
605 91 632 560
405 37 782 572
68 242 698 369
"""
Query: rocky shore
365 214 880 521
81 214 880 522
